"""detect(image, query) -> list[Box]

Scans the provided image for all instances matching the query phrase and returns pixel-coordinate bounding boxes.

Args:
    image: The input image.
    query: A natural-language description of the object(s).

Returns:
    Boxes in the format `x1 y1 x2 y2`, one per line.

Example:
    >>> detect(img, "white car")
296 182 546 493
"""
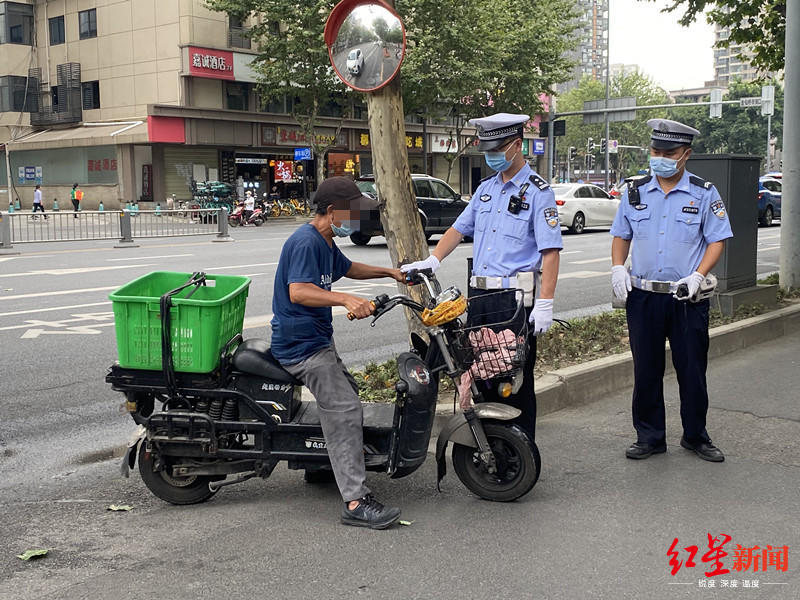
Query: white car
346 49 364 75
550 183 619 234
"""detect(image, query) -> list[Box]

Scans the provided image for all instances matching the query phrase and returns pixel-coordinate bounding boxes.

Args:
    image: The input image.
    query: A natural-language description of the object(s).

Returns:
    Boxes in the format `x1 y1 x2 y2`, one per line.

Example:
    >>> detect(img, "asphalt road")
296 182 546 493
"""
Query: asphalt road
0 319 796 599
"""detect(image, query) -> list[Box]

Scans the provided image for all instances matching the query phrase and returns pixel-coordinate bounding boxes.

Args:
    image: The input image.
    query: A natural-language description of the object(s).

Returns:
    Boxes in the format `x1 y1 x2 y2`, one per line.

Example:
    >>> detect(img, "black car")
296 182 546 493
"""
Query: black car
351 174 469 245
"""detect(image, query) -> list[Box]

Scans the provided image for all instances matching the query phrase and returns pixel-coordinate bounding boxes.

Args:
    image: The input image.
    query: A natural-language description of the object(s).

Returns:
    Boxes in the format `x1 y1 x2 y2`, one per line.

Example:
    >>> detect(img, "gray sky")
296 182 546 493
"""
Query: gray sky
610 0 715 91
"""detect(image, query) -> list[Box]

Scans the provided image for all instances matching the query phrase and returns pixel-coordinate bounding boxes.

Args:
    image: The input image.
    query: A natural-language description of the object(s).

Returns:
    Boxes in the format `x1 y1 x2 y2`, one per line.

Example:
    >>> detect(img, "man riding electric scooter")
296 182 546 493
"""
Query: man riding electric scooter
270 177 406 529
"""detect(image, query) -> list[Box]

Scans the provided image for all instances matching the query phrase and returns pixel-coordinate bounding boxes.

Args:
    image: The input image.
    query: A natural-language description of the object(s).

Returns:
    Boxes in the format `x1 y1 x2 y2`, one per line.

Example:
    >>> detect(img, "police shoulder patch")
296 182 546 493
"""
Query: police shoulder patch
710 199 726 219
543 207 559 228
529 174 550 191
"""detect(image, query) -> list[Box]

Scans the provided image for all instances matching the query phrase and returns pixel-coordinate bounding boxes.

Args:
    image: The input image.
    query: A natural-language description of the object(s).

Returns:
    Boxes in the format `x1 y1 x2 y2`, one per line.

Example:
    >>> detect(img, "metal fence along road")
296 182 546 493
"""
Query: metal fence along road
0 208 229 248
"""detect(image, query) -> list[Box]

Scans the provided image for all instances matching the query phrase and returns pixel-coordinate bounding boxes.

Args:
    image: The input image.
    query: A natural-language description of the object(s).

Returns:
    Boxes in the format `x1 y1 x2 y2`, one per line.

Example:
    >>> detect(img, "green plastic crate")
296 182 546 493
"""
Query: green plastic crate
110 271 251 373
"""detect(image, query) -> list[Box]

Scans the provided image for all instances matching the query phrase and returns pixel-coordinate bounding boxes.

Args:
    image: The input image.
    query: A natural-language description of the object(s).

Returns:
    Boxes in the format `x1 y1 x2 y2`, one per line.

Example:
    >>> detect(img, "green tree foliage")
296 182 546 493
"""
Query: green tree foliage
667 79 784 159
205 0 579 182
557 72 670 179
657 0 785 75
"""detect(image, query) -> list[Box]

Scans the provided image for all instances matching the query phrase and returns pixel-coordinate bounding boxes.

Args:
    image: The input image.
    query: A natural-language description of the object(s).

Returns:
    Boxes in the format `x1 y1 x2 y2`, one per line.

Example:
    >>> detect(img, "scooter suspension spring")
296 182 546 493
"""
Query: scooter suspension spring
222 398 238 421
195 398 210 413
208 398 224 420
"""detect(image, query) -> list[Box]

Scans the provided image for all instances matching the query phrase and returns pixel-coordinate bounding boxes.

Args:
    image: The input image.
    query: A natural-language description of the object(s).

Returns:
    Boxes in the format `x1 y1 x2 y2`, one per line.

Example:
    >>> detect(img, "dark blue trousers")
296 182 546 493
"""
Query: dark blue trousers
626 287 712 446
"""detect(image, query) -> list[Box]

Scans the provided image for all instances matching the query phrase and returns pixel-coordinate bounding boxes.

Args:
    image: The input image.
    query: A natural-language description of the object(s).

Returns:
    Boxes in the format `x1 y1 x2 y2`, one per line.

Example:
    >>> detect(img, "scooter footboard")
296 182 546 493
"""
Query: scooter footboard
389 353 438 478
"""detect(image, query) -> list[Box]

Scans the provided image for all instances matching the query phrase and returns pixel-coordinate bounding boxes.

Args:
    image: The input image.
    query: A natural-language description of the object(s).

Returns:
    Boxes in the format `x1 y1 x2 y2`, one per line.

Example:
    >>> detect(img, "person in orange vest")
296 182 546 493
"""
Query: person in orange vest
71 183 83 218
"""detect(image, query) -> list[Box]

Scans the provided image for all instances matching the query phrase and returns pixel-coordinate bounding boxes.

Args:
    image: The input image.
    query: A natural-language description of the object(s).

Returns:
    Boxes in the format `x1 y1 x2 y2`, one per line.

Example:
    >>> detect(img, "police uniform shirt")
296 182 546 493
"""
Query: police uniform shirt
453 163 563 277
610 170 733 281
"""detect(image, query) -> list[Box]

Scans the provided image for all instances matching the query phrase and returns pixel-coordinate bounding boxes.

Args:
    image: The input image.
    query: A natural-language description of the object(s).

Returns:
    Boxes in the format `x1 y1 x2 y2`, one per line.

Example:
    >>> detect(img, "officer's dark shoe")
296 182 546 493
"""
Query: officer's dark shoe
341 494 401 530
625 441 667 459
680 437 725 462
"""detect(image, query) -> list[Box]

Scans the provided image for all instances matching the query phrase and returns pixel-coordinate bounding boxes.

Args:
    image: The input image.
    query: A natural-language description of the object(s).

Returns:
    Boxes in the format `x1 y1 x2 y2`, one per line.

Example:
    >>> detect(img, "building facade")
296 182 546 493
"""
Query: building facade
558 0 608 92
712 25 767 86
0 0 545 210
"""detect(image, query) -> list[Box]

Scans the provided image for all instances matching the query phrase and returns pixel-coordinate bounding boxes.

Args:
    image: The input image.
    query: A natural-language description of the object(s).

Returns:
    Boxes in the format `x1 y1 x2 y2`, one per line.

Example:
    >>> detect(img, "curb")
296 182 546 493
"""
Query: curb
432 302 800 434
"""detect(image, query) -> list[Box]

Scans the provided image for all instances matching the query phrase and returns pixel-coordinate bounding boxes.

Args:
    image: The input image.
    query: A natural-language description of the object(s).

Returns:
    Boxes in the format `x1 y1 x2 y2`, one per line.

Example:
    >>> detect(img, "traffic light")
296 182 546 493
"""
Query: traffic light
587 137 594 153
568 146 577 162
600 138 607 154
586 155 595 170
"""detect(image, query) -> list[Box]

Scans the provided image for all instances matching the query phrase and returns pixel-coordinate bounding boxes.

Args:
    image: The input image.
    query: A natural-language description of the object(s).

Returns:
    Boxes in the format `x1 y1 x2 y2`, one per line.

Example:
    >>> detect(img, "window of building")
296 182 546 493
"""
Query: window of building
0 75 35 112
79 8 97 39
51 85 59 110
228 15 250 49
81 80 100 109
225 81 249 111
49 15 65 45
0 2 34 45
259 93 288 113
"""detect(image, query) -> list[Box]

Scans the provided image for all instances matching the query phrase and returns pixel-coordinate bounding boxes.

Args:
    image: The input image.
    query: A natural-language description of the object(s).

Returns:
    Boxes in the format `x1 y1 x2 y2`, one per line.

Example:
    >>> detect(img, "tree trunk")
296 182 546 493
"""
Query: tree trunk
366 77 430 337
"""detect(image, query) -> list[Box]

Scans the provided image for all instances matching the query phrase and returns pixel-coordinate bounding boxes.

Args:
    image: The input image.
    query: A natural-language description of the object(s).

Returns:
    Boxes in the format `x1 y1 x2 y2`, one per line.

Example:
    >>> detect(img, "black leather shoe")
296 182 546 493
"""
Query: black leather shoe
680 438 725 462
341 494 401 530
625 441 667 459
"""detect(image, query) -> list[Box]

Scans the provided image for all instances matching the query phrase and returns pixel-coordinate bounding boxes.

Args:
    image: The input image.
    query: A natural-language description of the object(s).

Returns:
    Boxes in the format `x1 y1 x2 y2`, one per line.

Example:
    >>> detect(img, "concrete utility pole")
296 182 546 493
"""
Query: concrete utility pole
604 0 611 190
781 0 799 288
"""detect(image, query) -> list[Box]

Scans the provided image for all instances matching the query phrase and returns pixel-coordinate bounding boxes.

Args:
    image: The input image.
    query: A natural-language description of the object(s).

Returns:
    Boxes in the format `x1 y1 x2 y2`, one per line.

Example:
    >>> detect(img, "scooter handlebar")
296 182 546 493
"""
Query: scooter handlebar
346 294 391 321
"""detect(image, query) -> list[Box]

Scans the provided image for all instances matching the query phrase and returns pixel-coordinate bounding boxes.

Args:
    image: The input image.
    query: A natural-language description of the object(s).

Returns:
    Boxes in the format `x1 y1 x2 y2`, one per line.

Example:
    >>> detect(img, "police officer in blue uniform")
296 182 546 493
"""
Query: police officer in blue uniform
610 118 733 462
402 113 563 441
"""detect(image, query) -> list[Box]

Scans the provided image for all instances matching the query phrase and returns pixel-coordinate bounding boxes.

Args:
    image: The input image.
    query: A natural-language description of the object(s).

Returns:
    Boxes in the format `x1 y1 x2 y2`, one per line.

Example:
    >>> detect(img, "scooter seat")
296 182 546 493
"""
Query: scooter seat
231 338 301 384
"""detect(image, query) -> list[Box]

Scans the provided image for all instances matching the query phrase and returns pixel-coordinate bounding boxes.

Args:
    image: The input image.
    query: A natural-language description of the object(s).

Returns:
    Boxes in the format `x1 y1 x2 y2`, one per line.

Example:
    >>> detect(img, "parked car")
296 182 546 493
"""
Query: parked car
351 174 469 245
550 182 619 234
346 49 364 75
758 177 782 227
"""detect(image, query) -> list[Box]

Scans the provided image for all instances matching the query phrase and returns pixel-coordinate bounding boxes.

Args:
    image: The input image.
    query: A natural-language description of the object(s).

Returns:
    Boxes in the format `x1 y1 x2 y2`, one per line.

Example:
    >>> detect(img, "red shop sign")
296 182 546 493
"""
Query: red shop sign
188 47 235 80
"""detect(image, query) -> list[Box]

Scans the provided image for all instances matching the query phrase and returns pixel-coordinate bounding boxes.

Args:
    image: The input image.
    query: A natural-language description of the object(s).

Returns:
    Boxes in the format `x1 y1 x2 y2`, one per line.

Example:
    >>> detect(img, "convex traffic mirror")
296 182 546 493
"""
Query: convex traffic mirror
324 0 406 93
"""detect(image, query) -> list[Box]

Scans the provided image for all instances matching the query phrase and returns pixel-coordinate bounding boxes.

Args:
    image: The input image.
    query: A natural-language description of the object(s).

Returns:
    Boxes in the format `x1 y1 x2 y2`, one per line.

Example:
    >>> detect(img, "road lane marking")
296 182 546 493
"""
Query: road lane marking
2 312 115 334
107 254 193 261
206 262 278 270
569 257 610 265
20 322 115 338
557 270 609 279
0 286 118 301
0 264 156 279
758 245 780 251
0 301 111 318
559 250 583 255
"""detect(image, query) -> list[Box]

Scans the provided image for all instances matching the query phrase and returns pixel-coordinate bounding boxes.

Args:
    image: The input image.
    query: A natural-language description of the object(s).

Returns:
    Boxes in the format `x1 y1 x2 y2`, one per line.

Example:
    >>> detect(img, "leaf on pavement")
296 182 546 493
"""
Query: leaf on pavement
17 549 48 561
107 504 134 512
398 520 415 526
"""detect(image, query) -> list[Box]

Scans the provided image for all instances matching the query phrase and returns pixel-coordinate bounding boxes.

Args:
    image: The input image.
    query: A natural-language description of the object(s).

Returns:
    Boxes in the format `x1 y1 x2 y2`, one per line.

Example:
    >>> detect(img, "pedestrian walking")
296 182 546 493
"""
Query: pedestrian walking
71 183 82 218
401 113 563 442
610 118 733 462
32 185 47 219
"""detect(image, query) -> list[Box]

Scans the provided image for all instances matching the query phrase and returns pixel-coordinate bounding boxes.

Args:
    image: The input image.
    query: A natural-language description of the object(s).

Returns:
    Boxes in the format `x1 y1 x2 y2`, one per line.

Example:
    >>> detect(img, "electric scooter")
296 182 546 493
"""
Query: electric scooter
106 270 541 505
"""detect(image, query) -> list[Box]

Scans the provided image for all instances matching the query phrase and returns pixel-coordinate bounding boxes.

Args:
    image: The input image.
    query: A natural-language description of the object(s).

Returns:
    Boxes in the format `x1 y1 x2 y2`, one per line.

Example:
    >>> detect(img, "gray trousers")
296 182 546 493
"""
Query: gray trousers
283 344 370 502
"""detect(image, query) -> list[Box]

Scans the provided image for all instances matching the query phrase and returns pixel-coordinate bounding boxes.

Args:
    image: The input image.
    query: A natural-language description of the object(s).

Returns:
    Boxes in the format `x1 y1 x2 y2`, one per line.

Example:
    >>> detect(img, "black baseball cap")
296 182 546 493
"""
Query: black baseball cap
314 177 364 213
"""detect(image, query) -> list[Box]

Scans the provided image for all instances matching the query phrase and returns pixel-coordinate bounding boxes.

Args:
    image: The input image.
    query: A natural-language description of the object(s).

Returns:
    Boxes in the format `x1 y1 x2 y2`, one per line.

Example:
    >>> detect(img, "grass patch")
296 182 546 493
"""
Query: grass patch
350 286 796 401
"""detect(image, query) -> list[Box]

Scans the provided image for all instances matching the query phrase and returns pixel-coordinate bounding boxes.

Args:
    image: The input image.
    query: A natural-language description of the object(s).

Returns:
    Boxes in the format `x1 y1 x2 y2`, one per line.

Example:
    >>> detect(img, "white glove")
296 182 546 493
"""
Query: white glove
529 298 553 335
400 255 440 273
611 265 631 301
674 271 705 300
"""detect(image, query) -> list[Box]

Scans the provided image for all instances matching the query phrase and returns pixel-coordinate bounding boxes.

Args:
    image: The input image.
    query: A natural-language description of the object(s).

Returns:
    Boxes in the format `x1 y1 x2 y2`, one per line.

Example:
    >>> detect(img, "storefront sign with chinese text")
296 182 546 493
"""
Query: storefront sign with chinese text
188 47 235 80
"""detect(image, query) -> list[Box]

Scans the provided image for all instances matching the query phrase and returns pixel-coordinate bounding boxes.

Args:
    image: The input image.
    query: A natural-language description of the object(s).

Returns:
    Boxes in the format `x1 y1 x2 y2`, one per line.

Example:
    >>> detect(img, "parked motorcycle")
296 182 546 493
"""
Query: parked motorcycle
106 270 540 505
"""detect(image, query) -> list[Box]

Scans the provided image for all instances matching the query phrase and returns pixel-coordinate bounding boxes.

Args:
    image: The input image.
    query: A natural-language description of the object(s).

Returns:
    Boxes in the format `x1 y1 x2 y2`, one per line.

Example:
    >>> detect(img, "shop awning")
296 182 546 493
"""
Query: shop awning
11 121 149 151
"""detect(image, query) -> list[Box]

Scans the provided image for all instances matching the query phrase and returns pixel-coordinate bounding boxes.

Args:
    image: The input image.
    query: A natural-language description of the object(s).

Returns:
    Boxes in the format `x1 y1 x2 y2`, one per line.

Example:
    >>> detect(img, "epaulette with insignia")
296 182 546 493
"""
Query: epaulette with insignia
627 175 652 206
689 175 713 190
529 174 549 191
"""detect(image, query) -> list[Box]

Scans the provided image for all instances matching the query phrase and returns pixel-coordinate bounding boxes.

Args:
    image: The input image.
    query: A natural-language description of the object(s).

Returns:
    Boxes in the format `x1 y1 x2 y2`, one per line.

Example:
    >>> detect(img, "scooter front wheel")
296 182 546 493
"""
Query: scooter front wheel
452 423 540 502
138 444 217 505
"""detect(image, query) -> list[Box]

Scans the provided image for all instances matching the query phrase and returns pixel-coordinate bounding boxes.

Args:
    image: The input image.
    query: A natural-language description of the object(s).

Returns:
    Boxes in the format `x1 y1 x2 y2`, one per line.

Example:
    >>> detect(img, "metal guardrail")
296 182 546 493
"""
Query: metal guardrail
0 208 231 248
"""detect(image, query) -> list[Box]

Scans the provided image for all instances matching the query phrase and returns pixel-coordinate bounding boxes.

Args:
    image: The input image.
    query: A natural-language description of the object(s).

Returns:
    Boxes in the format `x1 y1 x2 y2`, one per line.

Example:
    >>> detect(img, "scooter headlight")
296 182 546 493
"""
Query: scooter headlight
497 382 512 398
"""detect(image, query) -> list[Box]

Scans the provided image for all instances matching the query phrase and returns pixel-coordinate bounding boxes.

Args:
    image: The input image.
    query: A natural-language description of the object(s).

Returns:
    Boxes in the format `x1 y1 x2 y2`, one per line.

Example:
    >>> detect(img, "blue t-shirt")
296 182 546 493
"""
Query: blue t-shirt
270 224 352 364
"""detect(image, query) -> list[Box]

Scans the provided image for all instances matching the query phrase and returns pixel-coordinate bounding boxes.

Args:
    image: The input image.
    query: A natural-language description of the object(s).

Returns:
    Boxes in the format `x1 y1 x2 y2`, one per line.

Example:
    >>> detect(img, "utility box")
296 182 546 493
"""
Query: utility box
686 154 776 313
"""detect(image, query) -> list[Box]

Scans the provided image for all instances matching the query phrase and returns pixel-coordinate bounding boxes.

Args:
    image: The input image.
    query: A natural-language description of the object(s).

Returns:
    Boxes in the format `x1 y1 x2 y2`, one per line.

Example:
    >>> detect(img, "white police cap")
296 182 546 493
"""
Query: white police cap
468 112 529 152
647 118 700 150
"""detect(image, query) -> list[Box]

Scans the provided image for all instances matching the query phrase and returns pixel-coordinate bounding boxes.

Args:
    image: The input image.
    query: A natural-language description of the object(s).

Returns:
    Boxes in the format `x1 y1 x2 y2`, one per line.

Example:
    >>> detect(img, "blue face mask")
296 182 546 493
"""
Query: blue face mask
484 144 518 172
649 151 687 178
331 220 353 237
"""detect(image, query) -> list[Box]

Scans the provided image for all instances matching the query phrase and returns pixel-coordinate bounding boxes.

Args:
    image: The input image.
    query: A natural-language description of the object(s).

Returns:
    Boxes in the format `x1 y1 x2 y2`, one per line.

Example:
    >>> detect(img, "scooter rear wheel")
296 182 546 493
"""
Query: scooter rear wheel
138 444 217 505
452 423 540 502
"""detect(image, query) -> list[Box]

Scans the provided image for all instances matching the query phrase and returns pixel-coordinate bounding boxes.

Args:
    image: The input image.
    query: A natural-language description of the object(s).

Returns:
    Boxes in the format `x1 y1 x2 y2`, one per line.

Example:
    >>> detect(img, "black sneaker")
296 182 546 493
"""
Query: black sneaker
341 494 401 530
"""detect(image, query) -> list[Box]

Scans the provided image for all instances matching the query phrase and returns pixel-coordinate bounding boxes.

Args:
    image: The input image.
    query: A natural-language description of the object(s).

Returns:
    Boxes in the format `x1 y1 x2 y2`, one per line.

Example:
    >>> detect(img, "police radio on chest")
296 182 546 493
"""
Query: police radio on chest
508 182 530 215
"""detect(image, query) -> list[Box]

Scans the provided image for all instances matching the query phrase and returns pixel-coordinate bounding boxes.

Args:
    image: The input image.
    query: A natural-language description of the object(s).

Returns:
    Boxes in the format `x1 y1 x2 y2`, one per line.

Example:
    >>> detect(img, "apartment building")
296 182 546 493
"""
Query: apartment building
557 0 608 92
1 1 548 209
